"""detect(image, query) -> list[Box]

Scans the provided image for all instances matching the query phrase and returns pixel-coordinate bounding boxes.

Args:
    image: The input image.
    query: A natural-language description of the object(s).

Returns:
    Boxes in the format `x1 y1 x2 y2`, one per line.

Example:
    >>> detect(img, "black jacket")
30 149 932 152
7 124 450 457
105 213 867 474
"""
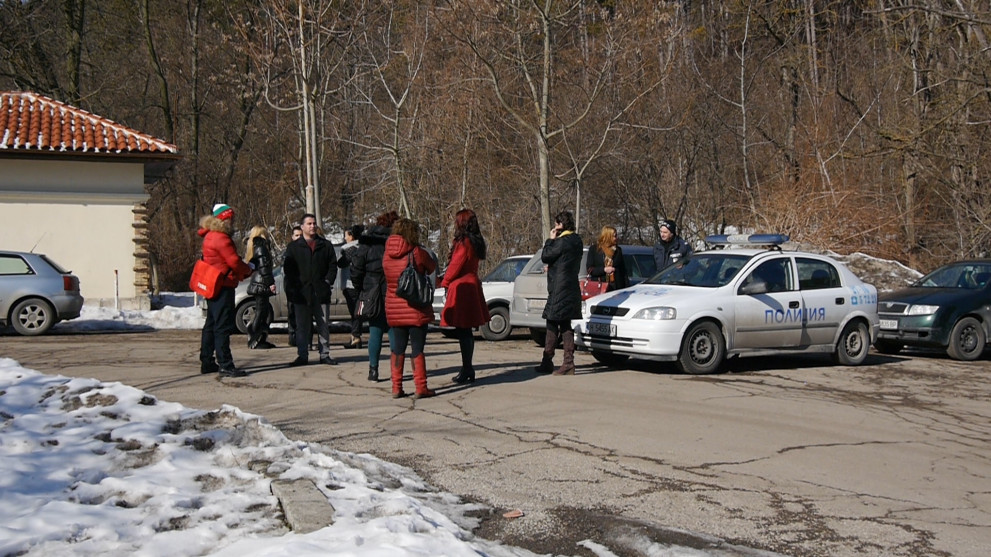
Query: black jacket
652 236 693 271
247 237 276 296
350 225 391 319
587 244 629 291
283 235 338 305
541 231 584 321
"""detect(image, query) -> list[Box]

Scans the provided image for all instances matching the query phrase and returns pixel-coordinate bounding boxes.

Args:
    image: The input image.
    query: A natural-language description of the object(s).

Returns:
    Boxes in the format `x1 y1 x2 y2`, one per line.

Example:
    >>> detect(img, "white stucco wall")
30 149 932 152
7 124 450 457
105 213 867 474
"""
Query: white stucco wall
0 203 138 300
0 158 148 303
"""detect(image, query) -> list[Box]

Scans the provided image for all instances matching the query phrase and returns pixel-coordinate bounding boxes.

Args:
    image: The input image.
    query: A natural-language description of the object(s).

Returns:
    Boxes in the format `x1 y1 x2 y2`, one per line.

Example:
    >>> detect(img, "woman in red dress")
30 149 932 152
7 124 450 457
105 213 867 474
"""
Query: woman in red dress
440 209 491 384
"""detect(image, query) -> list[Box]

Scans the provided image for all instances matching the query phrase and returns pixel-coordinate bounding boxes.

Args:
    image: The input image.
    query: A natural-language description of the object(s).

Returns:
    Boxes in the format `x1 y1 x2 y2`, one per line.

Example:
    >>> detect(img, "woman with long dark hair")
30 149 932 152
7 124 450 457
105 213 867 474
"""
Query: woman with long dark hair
440 209 490 384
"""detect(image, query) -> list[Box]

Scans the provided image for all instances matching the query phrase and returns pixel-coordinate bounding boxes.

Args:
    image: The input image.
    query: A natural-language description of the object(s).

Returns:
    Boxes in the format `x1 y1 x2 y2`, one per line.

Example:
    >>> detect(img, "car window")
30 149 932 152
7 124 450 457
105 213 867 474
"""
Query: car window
0 255 33 275
624 254 657 281
740 259 793 293
484 258 524 282
797 258 841 290
647 253 750 287
916 263 991 289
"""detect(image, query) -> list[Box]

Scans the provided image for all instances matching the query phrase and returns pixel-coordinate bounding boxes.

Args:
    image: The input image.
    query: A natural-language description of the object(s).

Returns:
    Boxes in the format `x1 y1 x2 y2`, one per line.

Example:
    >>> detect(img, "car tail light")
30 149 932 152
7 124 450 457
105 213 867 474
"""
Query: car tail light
63 275 80 291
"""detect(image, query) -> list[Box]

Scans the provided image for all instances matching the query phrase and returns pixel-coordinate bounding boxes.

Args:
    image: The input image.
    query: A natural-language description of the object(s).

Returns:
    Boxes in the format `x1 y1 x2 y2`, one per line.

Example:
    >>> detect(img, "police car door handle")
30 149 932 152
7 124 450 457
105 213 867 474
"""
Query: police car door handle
789 301 800 309
835 298 845 305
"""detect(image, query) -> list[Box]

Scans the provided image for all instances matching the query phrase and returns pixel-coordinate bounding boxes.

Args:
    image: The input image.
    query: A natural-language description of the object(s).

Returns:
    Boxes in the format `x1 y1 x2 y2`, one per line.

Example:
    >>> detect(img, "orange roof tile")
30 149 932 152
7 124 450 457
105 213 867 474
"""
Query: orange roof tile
0 91 178 154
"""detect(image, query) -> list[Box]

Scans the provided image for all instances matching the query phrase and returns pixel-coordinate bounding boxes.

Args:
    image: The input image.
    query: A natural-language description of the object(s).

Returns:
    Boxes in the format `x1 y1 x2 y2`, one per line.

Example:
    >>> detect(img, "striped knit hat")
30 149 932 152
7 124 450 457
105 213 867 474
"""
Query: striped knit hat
212 203 233 220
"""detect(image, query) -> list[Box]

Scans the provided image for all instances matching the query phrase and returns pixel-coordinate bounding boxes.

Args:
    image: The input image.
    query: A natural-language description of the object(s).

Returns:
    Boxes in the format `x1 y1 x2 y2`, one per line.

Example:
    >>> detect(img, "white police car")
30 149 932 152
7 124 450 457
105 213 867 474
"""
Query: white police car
573 234 879 374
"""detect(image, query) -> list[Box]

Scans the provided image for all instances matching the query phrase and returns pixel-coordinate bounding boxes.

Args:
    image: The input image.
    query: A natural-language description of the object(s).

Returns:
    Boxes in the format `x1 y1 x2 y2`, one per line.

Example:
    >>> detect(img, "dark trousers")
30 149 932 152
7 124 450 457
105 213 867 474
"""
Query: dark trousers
343 287 363 337
200 287 236 368
287 301 297 343
389 324 427 357
294 301 330 359
248 295 272 346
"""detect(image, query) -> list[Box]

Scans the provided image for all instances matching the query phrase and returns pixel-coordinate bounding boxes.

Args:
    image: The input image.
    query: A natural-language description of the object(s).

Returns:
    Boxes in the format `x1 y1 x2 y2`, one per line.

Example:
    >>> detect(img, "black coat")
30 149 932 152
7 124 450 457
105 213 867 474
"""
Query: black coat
587 244 629 291
283 235 338 305
652 236 693 271
541 231 584 321
247 237 275 296
350 225 390 319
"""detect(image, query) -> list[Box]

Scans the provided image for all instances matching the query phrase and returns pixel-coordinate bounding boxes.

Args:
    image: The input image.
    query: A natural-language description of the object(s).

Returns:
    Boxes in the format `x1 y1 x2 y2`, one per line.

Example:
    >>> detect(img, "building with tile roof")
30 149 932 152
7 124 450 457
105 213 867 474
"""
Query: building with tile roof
0 91 181 310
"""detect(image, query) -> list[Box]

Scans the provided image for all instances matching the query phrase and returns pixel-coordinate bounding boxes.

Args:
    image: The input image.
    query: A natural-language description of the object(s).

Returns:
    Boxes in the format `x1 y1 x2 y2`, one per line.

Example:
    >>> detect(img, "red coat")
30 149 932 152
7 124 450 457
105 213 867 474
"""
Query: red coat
383 235 437 327
198 227 253 288
440 239 490 328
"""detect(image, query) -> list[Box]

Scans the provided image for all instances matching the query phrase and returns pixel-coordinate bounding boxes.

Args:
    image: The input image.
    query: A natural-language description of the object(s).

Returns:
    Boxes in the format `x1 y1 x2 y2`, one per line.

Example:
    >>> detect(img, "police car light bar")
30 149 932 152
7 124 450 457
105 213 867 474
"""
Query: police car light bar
705 234 789 246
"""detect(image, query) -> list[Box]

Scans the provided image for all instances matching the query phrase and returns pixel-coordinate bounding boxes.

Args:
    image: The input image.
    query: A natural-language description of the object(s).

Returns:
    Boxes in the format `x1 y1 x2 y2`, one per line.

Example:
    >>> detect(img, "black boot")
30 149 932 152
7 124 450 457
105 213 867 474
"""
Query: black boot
534 355 554 374
452 366 476 384
200 360 219 374
368 366 379 382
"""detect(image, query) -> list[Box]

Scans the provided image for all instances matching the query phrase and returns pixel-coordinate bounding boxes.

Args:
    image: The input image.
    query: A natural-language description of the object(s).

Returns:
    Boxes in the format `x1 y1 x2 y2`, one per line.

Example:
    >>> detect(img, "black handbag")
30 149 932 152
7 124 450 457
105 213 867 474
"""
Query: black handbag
395 251 434 307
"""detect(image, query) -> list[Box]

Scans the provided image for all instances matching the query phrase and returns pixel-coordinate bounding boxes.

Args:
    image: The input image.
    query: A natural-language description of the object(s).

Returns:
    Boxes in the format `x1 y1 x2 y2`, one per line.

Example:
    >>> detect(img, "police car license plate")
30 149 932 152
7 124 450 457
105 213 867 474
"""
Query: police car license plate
588 322 616 337
879 319 898 330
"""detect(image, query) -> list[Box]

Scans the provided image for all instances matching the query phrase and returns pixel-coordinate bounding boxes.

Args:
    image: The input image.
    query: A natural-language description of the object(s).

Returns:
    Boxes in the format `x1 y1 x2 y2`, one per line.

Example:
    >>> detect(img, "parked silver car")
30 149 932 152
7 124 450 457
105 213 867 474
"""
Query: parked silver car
232 265 350 334
509 245 656 343
433 254 532 341
0 250 84 335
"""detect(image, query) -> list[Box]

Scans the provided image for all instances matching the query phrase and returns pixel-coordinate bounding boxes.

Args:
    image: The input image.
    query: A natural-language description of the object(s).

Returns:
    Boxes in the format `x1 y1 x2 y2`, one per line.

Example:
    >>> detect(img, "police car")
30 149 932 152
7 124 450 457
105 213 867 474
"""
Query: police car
573 234 879 374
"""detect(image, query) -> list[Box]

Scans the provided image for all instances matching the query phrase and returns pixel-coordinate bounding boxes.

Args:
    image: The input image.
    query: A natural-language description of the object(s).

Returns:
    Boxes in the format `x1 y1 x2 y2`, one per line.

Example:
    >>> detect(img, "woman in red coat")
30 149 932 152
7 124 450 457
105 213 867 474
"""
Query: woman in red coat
383 218 437 399
440 209 490 384
197 204 253 377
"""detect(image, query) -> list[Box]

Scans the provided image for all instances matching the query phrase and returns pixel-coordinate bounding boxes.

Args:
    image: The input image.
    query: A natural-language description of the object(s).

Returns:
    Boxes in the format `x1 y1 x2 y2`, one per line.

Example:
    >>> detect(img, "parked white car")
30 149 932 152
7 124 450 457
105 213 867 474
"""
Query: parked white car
0 250 84 336
573 235 879 374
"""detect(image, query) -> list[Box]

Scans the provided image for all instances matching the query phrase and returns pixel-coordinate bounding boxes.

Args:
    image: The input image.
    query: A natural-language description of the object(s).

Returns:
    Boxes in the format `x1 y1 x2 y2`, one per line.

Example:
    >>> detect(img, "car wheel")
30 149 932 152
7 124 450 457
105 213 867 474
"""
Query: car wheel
591 350 630 367
529 327 545 345
235 301 255 335
480 306 512 341
11 298 56 336
676 321 724 375
946 316 985 361
873 339 903 355
833 320 870 365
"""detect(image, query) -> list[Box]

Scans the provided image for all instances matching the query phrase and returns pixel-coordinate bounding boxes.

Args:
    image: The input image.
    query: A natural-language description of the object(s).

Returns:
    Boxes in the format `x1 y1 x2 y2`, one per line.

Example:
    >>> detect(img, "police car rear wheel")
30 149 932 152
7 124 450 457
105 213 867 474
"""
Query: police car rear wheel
677 321 724 375
833 320 870 365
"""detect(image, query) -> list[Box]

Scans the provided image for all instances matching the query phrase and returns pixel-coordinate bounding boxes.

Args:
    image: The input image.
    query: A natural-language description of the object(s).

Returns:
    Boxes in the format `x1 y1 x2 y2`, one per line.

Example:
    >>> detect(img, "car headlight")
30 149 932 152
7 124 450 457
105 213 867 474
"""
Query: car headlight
633 307 677 320
907 304 939 316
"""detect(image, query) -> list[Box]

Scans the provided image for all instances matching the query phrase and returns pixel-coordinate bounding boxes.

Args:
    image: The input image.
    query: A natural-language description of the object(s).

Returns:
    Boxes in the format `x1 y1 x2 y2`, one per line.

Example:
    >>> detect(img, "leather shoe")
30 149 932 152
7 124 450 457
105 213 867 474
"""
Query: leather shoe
290 356 308 367
320 355 338 366
200 361 219 374
220 367 247 377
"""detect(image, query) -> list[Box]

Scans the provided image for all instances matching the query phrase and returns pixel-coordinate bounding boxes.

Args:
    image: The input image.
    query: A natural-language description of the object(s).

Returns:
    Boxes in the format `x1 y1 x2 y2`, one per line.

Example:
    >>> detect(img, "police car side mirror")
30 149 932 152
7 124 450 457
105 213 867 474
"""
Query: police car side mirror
739 281 769 296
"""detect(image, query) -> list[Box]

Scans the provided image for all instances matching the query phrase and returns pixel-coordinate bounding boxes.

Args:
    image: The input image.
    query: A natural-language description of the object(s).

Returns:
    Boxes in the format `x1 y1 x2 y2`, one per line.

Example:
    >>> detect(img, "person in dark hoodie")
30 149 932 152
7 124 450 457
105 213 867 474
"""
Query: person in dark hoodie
536 210 583 376
197 203 254 377
652 218 692 271
382 217 437 399
350 211 399 382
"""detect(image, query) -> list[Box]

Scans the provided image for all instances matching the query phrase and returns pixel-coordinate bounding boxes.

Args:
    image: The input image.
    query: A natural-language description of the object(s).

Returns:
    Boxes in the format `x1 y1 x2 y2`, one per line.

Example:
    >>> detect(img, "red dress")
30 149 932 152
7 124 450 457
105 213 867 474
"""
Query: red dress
440 239 490 328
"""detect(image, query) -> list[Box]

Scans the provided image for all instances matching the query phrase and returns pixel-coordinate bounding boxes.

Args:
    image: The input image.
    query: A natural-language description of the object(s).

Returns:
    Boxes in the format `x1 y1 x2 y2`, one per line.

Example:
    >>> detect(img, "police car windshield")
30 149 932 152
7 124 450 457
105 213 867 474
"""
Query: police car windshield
645 253 751 288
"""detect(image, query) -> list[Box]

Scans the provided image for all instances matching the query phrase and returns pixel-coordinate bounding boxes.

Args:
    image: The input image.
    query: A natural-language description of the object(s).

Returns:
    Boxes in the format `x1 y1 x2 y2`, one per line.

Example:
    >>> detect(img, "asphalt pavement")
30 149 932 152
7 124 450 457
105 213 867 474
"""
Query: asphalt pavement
3 328 990 556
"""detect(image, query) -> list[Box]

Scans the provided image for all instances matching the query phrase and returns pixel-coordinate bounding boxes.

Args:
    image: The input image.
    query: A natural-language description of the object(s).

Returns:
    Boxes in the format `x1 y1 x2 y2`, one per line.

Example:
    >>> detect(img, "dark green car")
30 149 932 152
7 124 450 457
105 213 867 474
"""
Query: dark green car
875 260 991 360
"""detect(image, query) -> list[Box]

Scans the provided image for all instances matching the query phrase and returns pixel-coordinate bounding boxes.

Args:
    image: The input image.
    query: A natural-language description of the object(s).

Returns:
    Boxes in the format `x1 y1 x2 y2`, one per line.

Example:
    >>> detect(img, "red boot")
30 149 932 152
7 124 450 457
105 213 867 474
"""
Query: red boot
391 353 406 398
412 354 435 399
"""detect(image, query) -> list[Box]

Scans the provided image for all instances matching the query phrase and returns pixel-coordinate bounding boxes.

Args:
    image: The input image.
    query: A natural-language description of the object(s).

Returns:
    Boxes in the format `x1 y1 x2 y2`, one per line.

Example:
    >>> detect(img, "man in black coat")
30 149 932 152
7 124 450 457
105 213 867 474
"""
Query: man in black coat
536 210 583 376
652 218 692 271
284 213 338 366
